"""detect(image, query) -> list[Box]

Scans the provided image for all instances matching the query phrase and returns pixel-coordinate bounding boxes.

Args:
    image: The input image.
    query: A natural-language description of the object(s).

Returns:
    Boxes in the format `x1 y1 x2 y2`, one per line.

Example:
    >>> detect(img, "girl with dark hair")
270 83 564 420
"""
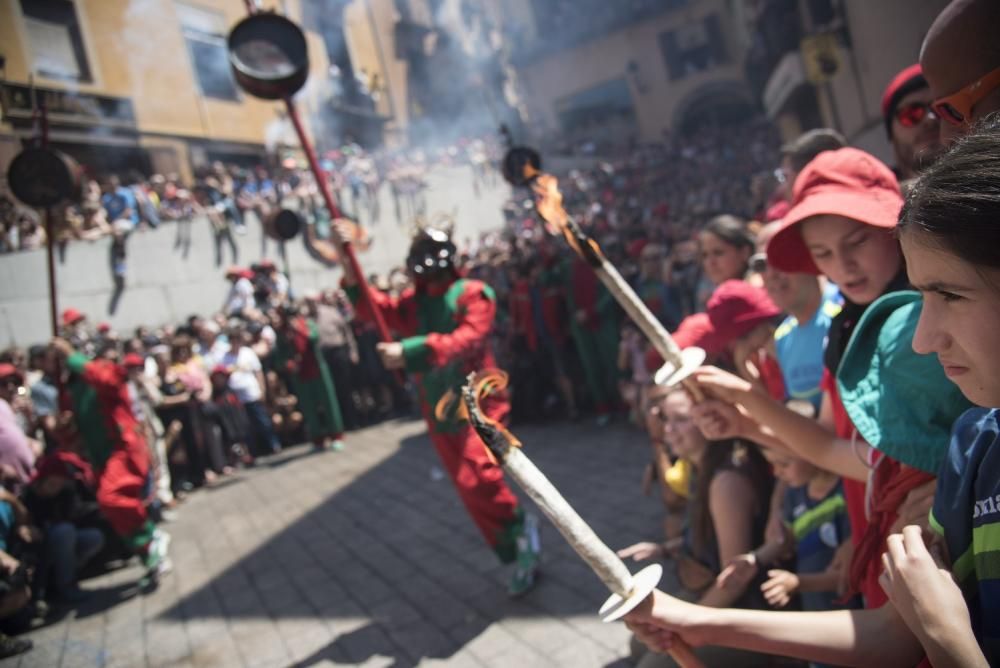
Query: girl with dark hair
699 215 755 284
621 386 774 668
696 215 756 309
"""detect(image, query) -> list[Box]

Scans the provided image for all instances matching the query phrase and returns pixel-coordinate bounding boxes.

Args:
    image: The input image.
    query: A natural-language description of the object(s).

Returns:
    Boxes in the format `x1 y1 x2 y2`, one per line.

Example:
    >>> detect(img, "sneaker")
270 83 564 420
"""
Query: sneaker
0 634 31 659
144 529 173 577
329 439 345 452
508 513 541 598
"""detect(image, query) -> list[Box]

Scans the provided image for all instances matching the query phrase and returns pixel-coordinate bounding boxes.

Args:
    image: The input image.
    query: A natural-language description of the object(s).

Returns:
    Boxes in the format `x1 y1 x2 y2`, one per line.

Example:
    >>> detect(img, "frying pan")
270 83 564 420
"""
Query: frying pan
228 13 308 100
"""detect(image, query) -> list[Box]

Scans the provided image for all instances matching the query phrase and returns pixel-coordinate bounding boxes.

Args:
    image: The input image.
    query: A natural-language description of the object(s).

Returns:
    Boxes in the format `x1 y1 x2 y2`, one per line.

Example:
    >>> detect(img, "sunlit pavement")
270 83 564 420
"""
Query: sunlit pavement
14 416 667 667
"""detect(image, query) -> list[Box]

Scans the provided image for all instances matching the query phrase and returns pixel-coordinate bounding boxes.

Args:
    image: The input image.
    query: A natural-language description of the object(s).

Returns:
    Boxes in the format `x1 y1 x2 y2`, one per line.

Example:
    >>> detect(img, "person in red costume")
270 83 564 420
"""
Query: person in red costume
338 224 541 596
49 337 170 582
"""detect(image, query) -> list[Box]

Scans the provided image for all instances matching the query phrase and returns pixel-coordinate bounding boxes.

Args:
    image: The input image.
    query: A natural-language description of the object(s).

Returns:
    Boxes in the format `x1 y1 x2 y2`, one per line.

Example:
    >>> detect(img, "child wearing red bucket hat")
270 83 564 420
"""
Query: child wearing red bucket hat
693 147 926 607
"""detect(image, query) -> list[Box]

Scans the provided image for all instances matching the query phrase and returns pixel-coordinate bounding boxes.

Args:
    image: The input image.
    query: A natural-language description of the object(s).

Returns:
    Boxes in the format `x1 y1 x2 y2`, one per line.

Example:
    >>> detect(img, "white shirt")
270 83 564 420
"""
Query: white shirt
225 278 255 315
220 346 263 403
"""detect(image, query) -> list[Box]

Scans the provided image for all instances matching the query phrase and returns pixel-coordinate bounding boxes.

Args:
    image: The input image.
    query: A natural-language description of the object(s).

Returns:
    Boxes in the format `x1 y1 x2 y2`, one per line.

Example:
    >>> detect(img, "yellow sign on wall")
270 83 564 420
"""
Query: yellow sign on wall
801 33 840 84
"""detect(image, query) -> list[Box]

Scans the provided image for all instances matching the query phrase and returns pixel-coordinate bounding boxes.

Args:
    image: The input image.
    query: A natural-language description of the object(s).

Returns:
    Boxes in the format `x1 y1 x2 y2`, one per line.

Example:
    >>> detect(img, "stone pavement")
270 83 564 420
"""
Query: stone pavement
12 417 669 668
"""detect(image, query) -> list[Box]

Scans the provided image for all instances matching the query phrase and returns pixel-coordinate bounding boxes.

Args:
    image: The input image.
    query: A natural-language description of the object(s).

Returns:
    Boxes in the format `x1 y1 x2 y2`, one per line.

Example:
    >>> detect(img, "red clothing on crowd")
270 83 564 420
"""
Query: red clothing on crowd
508 279 538 352
66 352 151 543
821 369 869 553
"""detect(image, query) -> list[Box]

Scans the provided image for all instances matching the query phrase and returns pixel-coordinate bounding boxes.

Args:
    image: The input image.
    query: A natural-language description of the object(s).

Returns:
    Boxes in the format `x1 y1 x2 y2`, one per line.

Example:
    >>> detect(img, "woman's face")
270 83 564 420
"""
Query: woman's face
800 215 902 305
699 231 750 285
903 232 1000 408
660 391 708 461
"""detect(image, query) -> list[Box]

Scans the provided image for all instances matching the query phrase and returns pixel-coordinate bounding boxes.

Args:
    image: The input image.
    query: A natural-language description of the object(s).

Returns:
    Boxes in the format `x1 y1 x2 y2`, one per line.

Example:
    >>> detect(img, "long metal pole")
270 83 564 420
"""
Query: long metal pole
237 0 393 344
283 102 393 343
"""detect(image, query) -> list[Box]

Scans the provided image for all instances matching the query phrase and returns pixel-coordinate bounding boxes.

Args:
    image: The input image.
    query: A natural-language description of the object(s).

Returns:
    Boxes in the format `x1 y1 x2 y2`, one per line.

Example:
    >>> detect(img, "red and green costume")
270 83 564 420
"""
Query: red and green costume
65 352 155 551
565 257 620 416
273 316 344 443
348 277 526 563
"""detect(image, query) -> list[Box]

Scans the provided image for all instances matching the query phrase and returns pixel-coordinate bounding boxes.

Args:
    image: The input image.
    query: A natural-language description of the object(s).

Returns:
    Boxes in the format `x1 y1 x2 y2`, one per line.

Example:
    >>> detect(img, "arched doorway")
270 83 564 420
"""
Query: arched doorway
674 82 758 134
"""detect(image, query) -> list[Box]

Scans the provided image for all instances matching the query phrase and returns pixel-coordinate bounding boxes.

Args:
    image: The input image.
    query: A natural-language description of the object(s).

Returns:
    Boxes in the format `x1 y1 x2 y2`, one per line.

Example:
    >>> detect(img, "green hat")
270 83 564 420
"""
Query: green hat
836 291 972 474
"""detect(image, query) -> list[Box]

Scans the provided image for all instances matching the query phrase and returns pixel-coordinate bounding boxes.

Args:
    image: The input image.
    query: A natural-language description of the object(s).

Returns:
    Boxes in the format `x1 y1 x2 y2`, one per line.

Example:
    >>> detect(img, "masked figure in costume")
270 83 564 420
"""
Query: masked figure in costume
342 226 541 595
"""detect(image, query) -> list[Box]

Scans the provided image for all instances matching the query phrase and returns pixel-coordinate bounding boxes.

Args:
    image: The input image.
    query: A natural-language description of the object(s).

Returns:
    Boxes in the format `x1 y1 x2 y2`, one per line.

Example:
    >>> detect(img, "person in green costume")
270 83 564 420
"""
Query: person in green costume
272 308 345 452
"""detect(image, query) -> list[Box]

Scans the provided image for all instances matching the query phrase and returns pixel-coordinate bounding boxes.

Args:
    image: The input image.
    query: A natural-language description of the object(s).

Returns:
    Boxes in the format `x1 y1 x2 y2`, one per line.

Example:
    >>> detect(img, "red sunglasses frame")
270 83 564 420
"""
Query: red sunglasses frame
894 102 934 128
931 64 1000 127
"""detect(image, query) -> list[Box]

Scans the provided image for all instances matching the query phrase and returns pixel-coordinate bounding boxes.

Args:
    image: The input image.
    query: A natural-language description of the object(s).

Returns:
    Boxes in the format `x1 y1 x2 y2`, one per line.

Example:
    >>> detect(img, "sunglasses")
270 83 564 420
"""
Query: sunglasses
749 252 768 273
894 102 936 128
931 64 1000 127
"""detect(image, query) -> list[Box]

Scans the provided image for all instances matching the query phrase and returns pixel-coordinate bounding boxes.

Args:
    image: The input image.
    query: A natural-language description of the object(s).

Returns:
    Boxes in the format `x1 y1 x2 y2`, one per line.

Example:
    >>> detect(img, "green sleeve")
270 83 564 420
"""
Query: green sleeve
67 351 89 375
401 335 431 373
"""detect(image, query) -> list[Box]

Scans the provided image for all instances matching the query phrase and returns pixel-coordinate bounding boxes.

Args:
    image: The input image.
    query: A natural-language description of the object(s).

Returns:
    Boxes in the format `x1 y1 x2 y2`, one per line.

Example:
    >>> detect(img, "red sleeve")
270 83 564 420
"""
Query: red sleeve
423 283 495 368
83 358 126 393
345 282 418 336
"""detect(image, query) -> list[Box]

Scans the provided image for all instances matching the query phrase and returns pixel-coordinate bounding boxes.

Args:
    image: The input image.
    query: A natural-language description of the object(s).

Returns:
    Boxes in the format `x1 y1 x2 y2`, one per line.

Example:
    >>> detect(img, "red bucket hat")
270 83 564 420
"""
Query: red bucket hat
766 148 902 275
700 280 782 354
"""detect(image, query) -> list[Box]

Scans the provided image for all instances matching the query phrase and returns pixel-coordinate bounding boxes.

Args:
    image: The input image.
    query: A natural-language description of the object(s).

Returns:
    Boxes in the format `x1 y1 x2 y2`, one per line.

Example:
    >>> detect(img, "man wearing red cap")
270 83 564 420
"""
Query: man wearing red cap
61 308 93 358
881 64 943 181
49 338 170 581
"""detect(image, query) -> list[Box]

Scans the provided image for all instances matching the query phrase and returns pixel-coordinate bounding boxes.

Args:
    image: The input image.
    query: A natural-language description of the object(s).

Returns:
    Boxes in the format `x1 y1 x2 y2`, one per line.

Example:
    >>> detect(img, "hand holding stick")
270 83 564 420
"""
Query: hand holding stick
461 371 704 668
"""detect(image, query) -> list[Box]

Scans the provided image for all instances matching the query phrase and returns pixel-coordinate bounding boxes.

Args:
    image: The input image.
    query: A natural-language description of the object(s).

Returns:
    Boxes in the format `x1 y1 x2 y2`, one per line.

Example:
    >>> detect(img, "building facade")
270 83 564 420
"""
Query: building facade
746 0 948 162
499 0 757 151
0 0 330 184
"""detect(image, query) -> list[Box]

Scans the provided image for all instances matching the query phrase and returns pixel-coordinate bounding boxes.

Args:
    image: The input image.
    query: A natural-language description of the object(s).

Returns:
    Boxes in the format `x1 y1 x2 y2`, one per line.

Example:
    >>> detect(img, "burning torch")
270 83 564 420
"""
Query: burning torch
502 147 705 393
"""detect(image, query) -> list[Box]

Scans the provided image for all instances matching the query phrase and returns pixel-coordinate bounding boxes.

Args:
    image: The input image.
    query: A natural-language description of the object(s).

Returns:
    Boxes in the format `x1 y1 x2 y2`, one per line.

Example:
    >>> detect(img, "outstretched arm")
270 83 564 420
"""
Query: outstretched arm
693 367 870 482
626 588 924 667
399 284 495 373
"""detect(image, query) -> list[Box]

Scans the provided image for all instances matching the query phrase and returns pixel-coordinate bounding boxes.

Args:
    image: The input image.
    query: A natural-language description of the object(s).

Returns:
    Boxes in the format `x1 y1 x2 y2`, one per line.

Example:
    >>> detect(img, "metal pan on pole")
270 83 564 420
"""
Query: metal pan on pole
227 12 309 100
7 147 81 208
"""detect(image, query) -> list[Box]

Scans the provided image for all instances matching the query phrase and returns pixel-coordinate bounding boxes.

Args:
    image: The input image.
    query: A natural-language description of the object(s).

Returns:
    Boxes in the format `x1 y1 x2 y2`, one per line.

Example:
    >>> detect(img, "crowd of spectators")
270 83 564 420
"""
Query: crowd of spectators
0 137 503 256
1 1 998 664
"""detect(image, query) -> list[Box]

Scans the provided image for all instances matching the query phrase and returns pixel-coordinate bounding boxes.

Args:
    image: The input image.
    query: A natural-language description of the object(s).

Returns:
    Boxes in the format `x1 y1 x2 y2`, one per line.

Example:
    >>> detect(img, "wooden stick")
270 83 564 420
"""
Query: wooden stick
462 374 704 668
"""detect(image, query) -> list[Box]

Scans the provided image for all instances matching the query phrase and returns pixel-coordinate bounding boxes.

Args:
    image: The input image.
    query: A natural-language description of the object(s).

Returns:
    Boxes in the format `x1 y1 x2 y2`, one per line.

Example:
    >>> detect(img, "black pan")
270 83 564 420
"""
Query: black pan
7 147 82 207
228 13 309 100
264 208 303 240
502 146 542 187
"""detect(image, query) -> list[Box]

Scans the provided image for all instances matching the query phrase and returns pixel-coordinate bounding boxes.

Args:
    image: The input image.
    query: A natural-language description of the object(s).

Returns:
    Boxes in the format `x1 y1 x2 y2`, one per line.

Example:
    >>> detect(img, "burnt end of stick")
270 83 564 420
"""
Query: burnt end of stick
461 375 511 461
501 146 542 187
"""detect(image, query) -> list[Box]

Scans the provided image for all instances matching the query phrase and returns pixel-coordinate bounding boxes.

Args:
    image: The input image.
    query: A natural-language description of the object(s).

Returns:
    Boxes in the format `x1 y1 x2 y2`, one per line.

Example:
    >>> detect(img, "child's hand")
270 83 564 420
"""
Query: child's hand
716 552 759 591
880 526 972 648
691 399 746 441
692 366 755 404
761 569 799 608
617 541 665 562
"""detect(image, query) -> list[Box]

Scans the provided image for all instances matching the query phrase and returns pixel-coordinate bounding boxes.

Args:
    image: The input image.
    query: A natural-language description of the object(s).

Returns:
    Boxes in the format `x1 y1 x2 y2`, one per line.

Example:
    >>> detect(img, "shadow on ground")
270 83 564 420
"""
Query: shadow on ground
23 418 667 667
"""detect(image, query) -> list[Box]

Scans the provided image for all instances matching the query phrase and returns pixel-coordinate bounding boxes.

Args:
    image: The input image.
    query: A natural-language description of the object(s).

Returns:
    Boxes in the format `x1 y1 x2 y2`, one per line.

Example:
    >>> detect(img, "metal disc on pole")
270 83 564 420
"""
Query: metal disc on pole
227 13 309 100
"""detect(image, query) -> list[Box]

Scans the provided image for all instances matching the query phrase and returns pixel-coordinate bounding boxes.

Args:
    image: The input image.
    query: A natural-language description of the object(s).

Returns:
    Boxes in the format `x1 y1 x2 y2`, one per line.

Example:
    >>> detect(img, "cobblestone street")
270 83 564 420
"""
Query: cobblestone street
12 417 667 668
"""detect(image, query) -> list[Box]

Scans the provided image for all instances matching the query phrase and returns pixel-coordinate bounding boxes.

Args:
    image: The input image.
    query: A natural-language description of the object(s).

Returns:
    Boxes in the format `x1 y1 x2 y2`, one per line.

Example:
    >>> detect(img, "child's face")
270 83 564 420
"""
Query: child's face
800 215 902 305
660 391 707 460
903 231 1000 408
699 232 750 285
767 451 816 487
